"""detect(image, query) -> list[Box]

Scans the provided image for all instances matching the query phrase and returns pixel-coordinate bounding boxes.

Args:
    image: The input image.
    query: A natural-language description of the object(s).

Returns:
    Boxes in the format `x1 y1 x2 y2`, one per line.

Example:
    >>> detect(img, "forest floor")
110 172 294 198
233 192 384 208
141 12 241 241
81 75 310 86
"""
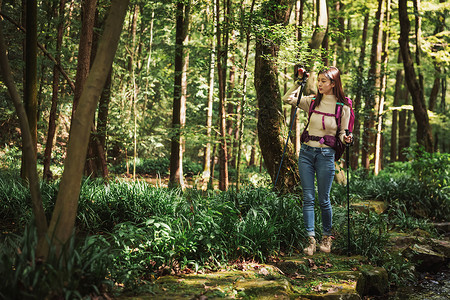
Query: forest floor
116 251 369 299
116 234 450 300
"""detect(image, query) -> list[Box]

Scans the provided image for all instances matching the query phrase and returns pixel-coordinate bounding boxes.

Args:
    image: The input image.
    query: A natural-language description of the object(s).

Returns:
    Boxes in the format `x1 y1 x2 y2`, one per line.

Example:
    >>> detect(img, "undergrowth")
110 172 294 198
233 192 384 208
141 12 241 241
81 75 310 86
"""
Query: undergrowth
0 149 448 297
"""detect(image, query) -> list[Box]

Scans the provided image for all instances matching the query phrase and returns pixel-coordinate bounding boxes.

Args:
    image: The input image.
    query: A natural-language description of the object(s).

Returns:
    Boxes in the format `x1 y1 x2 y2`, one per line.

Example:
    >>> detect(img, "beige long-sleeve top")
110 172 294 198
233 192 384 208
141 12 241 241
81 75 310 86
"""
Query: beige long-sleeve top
282 83 351 148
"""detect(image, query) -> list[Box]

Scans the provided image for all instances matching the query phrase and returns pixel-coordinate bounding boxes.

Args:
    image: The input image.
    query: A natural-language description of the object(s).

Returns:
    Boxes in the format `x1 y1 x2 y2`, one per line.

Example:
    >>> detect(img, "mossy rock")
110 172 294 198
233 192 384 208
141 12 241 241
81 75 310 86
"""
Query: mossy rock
234 277 292 299
355 266 388 297
351 200 387 214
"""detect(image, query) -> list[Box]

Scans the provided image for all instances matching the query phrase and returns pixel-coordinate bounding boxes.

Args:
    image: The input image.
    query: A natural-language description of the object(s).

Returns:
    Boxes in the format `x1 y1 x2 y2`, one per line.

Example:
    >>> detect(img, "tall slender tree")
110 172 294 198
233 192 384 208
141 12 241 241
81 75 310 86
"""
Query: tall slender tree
37 0 129 258
362 0 384 170
304 0 328 95
71 0 97 119
374 0 391 174
21 0 38 180
169 0 191 188
351 12 369 170
398 0 433 152
85 6 109 179
202 0 216 187
236 0 255 191
43 0 66 181
216 0 230 191
390 52 404 162
0 11 48 242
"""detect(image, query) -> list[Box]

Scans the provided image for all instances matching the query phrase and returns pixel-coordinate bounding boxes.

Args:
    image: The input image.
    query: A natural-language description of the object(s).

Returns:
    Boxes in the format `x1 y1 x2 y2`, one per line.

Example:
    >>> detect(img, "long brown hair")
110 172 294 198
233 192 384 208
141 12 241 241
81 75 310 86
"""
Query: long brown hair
314 66 348 108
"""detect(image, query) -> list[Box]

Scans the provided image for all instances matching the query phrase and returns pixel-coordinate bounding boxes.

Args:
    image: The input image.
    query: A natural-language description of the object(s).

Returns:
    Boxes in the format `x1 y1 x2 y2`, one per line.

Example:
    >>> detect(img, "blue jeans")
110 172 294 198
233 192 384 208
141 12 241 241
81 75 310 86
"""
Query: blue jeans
298 144 335 237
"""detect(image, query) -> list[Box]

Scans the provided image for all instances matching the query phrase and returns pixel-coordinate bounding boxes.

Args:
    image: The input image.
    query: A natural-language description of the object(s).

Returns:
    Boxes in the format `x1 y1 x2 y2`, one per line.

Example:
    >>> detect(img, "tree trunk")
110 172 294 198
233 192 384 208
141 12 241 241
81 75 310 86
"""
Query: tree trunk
374 0 391 175
43 0 66 181
169 0 191 189
429 0 445 113
37 0 129 259
398 89 410 161
202 0 216 188
255 0 298 193
71 0 97 119
21 0 38 181
292 0 303 156
428 67 440 112
332 1 344 67
390 52 404 162
305 0 327 95
236 0 255 192
226 28 236 170
362 0 384 170
350 12 369 170
131 4 139 180
216 0 230 191
71 0 96 176
85 6 109 179
398 0 433 152
0 17 48 242
413 0 424 92
97 69 112 165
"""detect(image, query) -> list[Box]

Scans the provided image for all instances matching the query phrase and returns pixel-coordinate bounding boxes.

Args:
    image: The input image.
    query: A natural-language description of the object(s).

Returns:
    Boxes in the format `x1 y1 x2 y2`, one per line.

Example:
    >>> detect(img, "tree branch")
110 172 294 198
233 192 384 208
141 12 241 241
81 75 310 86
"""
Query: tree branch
0 11 76 92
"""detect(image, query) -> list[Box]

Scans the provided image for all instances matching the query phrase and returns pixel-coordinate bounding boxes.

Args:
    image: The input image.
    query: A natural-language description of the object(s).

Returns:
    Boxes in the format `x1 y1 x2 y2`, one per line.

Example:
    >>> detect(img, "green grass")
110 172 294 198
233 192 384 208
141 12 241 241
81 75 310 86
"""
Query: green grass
0 148 448 297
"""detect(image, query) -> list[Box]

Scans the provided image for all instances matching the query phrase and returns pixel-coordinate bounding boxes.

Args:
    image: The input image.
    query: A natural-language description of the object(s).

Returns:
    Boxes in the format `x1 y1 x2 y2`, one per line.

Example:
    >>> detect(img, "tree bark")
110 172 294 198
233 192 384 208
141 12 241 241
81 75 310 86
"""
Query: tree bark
332 0 344 67
95 69 112 178
202 0 216 187
21 0 38 181
71 0 97 120
236 0 255 192
37 0 129 259
362 0 384 170
169 0 191 189
390 51 404 162
398 89 410 162
0 16 48 242
255 0 298 193
374 0 391 175
216 0 230 191
43 0 66 181
305 0 327 95
428 67 440 112
227 45 236 169
398 0 433 152
350 12 369 170
292 0 303 155
131 4 139 180
85 5 109 179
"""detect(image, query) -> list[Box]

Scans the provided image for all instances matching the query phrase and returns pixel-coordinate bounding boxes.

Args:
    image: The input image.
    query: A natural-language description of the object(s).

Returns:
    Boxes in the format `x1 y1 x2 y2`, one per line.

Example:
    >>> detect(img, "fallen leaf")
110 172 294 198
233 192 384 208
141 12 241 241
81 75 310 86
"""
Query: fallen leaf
327 285 343 293
259 267 270 276
313 283 323 292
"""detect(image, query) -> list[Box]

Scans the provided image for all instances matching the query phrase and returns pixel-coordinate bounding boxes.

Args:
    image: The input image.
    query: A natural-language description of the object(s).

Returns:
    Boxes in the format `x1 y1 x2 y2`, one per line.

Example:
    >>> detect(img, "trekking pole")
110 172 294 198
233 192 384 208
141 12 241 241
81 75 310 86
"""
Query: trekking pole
274 70 309 188
345 129 351 256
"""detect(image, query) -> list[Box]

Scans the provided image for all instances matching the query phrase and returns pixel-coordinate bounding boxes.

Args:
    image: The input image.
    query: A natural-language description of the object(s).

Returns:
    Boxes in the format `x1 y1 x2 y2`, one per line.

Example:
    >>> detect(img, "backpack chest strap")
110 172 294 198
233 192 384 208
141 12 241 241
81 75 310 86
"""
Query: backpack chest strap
311 109 340 130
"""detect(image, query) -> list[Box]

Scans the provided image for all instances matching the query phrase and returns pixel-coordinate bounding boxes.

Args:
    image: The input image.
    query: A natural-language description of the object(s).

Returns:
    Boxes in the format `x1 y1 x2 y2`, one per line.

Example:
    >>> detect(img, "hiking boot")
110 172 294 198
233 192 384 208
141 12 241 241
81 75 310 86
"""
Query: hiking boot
319 236 332 253
303 236 316 256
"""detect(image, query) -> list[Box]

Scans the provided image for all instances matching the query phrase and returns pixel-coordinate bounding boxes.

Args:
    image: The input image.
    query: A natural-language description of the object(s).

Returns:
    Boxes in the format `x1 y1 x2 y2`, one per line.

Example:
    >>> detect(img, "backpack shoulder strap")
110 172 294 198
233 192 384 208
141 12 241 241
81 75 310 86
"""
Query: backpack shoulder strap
308 98 315 117
304 98 315 130
345 96 353 107
335 102 344 129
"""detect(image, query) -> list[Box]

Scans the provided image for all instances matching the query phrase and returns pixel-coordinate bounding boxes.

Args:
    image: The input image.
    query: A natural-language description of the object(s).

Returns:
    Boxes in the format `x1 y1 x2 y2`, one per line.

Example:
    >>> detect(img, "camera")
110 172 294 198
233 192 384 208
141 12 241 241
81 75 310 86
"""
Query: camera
294 64 309 80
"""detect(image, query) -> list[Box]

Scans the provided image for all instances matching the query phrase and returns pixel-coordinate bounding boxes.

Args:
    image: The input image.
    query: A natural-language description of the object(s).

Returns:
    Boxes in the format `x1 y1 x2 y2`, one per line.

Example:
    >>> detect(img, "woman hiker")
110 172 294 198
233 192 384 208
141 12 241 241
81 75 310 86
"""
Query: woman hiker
282 66 353 256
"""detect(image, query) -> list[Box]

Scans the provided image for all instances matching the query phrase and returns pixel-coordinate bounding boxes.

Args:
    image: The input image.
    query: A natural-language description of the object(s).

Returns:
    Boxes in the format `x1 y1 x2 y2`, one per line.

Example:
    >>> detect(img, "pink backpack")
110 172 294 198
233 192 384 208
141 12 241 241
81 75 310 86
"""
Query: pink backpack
301 97 355 161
